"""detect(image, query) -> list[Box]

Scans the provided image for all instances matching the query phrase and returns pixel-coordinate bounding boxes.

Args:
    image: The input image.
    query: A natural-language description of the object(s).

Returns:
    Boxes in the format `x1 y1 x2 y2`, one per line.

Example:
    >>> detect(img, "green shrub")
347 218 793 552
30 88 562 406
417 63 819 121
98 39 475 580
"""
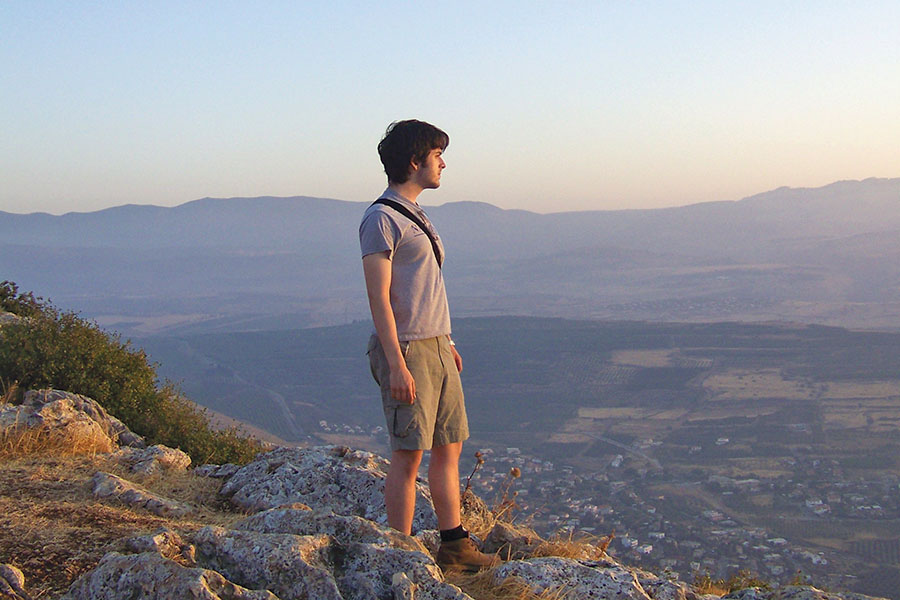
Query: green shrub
0 282 263 464
0 281 44 318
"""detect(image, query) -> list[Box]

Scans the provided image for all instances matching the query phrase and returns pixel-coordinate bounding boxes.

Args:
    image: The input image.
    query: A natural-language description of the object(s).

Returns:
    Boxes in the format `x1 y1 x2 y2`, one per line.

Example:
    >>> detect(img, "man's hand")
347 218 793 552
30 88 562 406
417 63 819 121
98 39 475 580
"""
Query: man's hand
450 344 463 373
390 363 417 404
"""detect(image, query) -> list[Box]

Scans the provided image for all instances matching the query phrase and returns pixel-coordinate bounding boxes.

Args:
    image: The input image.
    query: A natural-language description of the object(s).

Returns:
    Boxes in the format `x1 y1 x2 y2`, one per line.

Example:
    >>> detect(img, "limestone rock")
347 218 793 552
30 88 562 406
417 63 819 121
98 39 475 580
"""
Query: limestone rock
91 471 192 517
394 579 473 600
460 488 494 533
778 586 890 600
0 392 105 449
234 506 426 553
392 572 417 600
722 590 769 600
0 563 31 600
196 463 241 478
482 521 542 560
416 529 441 556
493 557 652 600
192 524 474 600
113 444 192 474
0 389 144 449
124 528 197 565
722 587 889 600
337 541 470 600
635 570 700 600
60 552 278 600
220 445 438 531
193 526 345 600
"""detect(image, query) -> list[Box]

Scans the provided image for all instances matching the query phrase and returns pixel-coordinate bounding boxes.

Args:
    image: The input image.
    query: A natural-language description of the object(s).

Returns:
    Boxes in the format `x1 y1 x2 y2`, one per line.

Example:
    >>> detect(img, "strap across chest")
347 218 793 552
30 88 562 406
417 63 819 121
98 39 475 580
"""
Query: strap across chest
372 198 443 268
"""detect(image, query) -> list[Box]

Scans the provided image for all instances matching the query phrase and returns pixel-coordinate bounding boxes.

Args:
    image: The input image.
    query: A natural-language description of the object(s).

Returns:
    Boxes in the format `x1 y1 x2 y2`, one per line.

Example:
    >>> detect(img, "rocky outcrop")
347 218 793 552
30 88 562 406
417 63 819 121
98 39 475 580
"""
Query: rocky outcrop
482 521 542 559
234 506 426 553
193 526 345 600
60 552 278 600
220 445 439 531
70 522 475 600
196 462 241 478
721 588 877 600
113 444 191 474
0 563 31 600
634 567 702 600
194 505 475 599
0 389 144 449
123 528 197 565
493 557 653 599
91 471 192 517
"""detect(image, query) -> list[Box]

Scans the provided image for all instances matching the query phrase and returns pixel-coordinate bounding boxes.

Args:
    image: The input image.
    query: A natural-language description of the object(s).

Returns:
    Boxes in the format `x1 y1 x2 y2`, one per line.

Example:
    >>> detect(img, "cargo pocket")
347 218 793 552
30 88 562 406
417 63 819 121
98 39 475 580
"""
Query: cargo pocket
391 404 415 438
366 334 378 355
367 335 384 384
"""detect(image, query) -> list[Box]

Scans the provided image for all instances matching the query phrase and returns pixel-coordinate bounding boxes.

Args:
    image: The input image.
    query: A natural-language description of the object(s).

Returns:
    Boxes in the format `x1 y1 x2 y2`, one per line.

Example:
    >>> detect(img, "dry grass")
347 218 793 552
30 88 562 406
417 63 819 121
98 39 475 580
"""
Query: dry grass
447 570 570 600
0 453 244 599
692 574 730 596
1 378 18 405
1 381 116 460
0 424 115 460
530 530 613 561
692 570 772 595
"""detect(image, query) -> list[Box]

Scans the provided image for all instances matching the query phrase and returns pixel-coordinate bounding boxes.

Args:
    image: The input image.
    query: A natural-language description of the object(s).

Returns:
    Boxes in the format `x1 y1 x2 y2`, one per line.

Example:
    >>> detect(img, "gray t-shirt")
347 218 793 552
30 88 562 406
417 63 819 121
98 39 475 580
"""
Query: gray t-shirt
359 188 451 341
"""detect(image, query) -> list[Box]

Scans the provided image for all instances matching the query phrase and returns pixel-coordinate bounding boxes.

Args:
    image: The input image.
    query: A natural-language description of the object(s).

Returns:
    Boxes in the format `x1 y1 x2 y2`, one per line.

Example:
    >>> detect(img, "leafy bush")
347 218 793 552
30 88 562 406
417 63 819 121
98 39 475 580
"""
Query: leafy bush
0 281 44 318
0 281 262 464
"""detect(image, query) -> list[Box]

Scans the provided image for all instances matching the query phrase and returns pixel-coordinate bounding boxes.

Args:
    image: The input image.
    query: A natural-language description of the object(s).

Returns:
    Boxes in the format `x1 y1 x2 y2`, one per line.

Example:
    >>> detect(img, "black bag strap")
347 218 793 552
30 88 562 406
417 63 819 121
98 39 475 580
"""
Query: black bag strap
372 198 443 268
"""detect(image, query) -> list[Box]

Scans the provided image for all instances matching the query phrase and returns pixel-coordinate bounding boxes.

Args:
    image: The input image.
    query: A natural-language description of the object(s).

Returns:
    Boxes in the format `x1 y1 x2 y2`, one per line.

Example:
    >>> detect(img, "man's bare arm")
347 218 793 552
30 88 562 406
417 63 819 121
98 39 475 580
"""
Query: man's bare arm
362 252 416 404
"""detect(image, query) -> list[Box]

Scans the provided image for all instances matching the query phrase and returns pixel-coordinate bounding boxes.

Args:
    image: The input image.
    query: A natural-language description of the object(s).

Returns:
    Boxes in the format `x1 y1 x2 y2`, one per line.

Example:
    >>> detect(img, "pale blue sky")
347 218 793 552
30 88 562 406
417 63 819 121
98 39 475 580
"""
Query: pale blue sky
2 1 898 214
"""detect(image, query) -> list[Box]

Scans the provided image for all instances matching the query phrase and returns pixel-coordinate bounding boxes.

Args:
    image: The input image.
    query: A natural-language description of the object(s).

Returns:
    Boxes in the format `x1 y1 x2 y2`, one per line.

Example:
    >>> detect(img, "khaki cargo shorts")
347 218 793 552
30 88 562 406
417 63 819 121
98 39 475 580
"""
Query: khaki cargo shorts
367 334 469 451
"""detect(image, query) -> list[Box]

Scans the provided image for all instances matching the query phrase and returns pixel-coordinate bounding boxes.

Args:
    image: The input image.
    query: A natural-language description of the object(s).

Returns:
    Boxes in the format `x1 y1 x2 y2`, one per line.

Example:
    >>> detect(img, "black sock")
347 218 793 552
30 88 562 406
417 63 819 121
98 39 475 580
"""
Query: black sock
440 525 468 542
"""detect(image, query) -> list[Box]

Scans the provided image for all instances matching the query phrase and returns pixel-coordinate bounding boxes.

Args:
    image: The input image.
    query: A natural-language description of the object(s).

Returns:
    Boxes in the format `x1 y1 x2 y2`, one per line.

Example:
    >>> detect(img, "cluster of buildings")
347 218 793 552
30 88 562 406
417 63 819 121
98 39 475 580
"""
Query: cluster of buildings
459 443 897 592
314 422 896 594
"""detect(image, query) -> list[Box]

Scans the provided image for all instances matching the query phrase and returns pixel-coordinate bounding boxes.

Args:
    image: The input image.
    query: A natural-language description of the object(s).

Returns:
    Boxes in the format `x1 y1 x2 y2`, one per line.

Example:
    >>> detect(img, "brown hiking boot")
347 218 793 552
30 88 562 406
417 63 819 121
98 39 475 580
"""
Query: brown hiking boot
436 537 502 573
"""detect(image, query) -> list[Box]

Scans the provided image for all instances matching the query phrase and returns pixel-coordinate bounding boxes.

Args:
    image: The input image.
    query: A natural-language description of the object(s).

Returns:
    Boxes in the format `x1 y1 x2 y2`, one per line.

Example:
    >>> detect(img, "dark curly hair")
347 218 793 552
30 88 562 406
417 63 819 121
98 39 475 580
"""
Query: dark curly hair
377 119 449 184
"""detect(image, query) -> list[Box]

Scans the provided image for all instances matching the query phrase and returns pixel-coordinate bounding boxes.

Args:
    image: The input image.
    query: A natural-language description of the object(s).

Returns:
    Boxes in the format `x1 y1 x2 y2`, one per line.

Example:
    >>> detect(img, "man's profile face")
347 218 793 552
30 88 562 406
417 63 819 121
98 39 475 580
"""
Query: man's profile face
409 148 445 190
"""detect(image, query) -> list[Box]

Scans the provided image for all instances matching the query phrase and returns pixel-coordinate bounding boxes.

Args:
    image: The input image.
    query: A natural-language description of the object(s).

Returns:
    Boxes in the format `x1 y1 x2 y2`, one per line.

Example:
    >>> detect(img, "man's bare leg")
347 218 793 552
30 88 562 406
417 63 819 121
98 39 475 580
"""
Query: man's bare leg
429 441 463 530
385 449 423 534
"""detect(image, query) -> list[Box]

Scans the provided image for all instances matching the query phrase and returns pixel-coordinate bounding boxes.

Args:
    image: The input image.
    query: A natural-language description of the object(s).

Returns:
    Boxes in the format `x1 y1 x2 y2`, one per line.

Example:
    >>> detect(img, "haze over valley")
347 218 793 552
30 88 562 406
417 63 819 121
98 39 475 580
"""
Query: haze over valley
3 178 899 335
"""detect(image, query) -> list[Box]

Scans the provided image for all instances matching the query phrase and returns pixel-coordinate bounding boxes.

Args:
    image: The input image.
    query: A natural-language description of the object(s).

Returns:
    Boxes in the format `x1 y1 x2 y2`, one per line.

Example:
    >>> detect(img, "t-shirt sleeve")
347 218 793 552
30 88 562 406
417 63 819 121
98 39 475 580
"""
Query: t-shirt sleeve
359 209 398 259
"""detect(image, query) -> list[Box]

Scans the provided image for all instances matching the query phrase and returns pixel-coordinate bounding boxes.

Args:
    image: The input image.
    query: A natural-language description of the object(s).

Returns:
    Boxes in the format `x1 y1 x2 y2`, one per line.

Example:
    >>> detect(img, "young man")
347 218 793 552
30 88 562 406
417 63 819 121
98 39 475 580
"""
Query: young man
359 119 500 572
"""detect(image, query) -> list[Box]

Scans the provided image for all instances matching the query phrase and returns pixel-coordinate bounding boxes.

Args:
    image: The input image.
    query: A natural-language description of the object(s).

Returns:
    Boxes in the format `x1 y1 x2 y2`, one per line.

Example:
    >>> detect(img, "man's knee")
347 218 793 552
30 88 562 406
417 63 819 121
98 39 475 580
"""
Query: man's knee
430 441 463 465
390 449 424 478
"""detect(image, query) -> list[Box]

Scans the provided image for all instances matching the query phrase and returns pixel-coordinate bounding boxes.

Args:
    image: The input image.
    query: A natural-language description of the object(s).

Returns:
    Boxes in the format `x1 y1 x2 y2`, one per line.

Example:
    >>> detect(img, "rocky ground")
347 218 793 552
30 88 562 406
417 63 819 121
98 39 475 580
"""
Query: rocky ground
0 388 889 600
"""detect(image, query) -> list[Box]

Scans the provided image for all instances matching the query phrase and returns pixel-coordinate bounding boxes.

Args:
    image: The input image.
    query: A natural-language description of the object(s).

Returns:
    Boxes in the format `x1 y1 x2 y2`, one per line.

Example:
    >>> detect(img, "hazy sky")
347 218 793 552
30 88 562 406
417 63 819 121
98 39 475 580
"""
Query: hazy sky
2 2 898 215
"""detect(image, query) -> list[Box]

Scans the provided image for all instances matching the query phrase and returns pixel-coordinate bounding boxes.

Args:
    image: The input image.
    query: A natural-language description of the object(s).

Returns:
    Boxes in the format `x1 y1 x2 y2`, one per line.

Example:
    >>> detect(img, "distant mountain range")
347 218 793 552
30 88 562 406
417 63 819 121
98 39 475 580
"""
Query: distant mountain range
2 177 898 333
